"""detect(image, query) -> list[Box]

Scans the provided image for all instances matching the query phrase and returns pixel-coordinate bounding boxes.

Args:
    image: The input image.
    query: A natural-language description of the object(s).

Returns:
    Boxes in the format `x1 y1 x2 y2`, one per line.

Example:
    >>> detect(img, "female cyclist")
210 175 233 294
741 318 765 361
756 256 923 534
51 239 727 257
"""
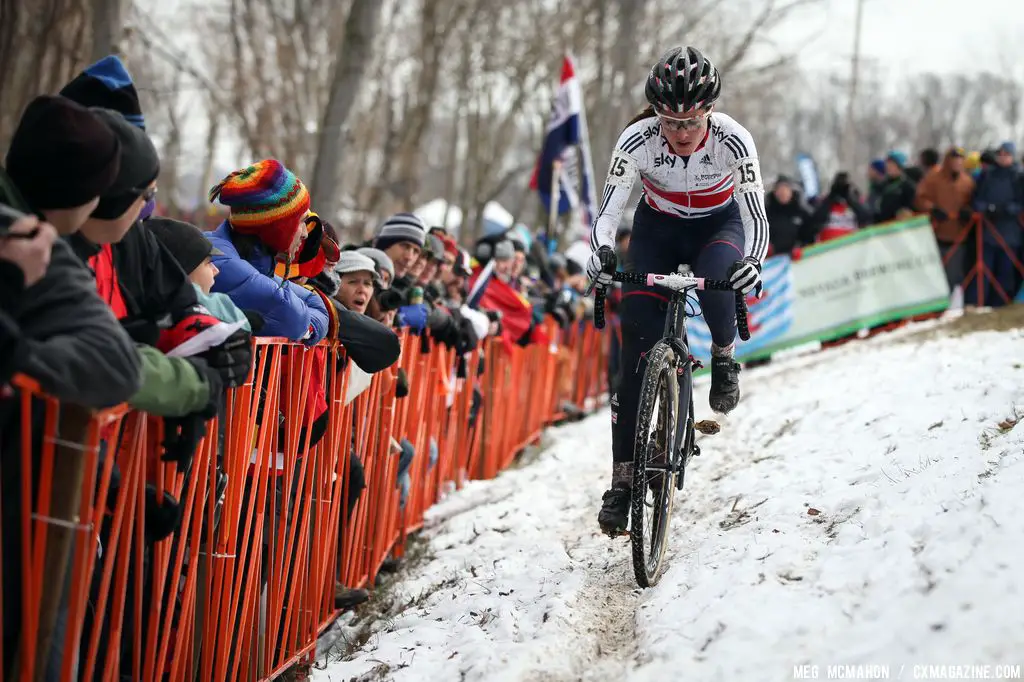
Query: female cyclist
587 46 770 535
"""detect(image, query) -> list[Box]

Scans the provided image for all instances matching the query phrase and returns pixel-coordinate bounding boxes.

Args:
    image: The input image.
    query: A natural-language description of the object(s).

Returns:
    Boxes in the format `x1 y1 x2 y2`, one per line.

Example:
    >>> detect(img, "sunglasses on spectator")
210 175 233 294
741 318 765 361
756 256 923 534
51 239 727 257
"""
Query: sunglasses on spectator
132 185 158 203
658 111 709 132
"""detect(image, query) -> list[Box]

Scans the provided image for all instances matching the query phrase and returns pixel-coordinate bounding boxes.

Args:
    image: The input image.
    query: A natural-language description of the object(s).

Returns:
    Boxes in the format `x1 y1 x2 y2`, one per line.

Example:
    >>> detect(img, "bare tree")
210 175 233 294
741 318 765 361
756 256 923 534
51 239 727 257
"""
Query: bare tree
91 0 126 61
309 0 385 220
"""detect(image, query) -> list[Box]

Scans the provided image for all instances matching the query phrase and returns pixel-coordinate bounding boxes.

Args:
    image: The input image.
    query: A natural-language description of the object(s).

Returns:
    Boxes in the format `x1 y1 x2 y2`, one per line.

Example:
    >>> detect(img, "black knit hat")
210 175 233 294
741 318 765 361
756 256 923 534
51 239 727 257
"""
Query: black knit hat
4 95 122 211
88 108 160 220
60 56 145 129
145 217 222 274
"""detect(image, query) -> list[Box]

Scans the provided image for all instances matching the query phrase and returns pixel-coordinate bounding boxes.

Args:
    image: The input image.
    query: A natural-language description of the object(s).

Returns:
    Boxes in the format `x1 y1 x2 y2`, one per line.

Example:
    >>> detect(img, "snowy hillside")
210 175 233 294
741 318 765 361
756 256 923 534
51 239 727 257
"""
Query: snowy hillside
313 314 1024 682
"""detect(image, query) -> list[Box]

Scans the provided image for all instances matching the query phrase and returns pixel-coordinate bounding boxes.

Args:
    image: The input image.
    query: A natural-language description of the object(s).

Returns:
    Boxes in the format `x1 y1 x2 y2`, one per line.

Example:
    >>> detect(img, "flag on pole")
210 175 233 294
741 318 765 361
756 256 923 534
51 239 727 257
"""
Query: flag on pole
530 54 597 239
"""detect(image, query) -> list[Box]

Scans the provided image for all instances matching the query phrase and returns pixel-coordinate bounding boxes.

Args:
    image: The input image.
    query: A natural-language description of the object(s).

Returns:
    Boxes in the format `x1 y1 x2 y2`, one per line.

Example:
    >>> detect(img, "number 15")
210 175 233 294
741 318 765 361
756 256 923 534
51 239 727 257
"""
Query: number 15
739 162 756 184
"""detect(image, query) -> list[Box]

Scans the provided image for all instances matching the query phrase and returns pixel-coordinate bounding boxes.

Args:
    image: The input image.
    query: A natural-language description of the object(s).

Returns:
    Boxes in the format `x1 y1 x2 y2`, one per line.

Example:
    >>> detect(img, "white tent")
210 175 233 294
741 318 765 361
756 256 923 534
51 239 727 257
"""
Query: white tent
482 201 515 229
414 199 463 233
564 240 591 270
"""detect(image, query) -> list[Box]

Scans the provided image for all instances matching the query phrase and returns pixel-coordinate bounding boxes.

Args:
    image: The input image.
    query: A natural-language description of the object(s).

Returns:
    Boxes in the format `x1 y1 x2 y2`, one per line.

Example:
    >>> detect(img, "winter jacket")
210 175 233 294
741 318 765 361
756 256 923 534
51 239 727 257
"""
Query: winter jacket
765 191 813 255
66 222 198 324
128 346 213 416
914 161 976 243
194 284 252 332
3 238 141 407
206 221 329 344
876 175 918 223
332 305 401 373
806 194 872 243
972 164 1024 248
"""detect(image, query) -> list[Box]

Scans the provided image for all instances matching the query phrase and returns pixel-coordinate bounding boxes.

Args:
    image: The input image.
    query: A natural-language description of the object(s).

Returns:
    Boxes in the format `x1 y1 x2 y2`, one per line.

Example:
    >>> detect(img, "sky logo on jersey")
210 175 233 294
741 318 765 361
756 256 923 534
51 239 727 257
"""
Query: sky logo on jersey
529 54 597 240
685 255 794 363
653 153 677 168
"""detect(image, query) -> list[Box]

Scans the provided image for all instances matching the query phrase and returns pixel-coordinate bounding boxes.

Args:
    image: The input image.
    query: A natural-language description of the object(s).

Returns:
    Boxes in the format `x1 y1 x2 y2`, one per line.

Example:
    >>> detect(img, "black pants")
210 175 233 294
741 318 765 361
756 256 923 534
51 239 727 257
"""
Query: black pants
610 200 745 463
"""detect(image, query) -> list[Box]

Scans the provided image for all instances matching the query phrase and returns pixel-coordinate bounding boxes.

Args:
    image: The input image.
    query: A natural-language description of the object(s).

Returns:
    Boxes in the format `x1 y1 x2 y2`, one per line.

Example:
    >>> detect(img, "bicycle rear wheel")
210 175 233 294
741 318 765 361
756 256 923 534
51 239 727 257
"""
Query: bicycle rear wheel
630 341 679 587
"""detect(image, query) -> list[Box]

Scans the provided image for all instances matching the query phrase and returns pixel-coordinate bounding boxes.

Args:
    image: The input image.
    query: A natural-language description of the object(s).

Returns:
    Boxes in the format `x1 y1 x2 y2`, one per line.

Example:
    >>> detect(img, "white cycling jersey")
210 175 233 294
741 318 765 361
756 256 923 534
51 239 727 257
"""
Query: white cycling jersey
589 111 770 263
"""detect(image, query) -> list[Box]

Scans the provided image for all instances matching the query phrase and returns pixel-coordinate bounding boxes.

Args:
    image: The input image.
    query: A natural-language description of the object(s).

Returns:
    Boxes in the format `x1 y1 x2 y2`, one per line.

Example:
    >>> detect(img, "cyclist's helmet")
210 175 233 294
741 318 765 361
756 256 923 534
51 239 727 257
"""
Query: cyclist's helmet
645 46 721 116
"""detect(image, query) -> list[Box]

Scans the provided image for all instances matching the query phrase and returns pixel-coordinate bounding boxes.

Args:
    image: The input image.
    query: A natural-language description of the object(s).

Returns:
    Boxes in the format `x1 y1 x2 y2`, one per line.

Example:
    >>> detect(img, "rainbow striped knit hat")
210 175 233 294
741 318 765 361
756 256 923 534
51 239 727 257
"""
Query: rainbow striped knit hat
208 159 311 255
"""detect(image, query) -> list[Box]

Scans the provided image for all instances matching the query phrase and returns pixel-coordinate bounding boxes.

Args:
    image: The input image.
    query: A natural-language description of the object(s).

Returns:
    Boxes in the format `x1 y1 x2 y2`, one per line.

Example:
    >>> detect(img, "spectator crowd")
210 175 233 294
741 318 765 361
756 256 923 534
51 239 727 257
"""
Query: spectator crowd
764 144 1024 307
0 55 600 680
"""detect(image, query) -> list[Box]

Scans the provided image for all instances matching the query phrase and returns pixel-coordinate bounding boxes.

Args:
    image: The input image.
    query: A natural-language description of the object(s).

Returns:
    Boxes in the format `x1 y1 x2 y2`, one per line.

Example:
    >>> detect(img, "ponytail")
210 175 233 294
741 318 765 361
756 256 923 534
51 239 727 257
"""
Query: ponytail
625 104 657 129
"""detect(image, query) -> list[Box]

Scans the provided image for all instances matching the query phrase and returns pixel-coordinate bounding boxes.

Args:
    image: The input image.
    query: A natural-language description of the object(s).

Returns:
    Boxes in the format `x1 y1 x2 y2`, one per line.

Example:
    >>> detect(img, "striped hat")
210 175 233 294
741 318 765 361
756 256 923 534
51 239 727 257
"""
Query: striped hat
374 212 426 250
208 159 311 255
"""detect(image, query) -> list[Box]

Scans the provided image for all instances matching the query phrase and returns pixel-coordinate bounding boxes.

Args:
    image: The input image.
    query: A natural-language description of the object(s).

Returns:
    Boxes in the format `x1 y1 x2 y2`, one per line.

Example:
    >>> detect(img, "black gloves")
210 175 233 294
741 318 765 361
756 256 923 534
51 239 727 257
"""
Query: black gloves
200 328 252 388
395 367 410 399
161 356 222 473
145 484 182 543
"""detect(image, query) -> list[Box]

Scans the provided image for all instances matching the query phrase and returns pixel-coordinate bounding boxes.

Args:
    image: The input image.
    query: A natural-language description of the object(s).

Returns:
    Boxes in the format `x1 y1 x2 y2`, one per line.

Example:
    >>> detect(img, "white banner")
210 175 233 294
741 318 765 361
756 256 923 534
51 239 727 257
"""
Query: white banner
687 216 951 363
787 216 950 341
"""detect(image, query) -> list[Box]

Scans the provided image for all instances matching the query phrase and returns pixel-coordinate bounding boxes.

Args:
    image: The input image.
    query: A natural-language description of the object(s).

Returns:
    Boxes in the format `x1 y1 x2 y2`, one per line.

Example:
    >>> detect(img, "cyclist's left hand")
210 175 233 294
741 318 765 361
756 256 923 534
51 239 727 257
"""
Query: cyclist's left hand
587 246 617 288
728 256 763 297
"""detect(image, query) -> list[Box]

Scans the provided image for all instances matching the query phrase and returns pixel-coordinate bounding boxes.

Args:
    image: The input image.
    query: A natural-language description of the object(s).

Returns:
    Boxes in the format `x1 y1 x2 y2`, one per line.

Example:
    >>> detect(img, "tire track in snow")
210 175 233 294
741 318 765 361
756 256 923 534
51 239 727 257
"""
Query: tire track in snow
521 502 642 682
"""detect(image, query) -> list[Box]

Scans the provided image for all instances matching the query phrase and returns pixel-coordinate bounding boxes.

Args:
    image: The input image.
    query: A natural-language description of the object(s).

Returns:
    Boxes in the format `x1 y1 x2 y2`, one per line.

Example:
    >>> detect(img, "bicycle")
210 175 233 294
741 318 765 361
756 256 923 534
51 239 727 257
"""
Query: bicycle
590 269 749 587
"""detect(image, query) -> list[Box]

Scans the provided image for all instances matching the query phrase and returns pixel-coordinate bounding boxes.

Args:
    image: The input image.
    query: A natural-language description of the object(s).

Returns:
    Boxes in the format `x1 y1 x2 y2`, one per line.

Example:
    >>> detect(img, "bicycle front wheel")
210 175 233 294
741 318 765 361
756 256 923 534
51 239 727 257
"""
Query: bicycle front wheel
630 341 679 587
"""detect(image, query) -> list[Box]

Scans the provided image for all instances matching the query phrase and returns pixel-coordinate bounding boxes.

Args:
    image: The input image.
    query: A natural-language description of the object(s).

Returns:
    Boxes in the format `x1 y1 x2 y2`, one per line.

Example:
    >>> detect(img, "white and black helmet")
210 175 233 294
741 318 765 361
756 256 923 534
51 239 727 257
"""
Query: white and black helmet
645 46 722 115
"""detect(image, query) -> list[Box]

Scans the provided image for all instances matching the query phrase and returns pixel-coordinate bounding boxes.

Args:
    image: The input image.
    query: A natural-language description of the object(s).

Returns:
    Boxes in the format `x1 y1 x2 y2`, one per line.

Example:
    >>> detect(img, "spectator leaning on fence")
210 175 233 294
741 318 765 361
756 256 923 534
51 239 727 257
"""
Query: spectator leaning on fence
146 216 259 333
372 212 426 280
206 159 330 344
0 96 144 407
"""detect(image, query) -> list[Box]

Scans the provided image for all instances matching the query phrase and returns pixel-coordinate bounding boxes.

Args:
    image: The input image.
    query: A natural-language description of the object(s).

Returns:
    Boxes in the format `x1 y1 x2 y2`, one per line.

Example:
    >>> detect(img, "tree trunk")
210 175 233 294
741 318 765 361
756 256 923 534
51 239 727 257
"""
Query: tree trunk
309 0 385 221
91 0 125 61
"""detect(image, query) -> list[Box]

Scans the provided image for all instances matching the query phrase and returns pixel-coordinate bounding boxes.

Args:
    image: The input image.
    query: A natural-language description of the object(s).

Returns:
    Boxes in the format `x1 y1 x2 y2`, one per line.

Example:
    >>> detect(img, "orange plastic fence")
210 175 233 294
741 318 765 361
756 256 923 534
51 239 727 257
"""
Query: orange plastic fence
942 212 1024 306
1 320 608 682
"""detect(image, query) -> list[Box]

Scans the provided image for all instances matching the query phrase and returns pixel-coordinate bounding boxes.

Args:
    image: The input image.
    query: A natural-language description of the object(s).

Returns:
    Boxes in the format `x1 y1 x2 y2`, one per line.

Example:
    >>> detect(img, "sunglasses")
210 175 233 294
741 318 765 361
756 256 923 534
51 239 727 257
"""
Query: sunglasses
136 186 158 203
658 112 709 132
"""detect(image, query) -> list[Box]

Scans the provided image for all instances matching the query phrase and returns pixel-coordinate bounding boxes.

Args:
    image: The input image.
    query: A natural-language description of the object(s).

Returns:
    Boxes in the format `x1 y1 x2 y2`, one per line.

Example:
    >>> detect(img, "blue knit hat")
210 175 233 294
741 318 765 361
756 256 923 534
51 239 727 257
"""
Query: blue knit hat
886 150 908 167
60 55 145 130
869 159 886 175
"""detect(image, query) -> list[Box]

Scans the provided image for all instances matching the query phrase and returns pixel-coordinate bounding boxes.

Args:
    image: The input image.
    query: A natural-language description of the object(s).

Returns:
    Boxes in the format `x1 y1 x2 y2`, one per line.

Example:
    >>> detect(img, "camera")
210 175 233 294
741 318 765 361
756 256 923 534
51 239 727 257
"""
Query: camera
377 287 409 312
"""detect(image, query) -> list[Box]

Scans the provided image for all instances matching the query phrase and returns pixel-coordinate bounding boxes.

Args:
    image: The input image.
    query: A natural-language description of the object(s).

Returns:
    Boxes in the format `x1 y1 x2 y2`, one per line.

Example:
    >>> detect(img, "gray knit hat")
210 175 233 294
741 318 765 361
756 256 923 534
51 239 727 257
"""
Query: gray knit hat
493 239 515 261
374 212 426 249
357 247 395 287
334 251 381 286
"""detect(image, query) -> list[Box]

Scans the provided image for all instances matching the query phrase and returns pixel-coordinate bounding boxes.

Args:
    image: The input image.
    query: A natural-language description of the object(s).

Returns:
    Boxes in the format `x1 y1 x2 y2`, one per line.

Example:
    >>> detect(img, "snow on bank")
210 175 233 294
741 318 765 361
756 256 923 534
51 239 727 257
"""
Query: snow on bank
313 324 1024 682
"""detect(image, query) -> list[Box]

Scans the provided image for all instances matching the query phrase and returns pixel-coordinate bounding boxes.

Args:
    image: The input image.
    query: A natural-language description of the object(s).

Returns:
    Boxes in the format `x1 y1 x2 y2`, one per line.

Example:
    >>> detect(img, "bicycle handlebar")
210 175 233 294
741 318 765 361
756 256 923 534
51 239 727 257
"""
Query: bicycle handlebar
590 271 750 342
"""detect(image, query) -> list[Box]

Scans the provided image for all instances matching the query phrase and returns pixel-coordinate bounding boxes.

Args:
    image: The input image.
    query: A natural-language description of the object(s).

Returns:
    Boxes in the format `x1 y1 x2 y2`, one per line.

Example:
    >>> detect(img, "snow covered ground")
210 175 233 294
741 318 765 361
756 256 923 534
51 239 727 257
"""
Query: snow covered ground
313 319 1024 682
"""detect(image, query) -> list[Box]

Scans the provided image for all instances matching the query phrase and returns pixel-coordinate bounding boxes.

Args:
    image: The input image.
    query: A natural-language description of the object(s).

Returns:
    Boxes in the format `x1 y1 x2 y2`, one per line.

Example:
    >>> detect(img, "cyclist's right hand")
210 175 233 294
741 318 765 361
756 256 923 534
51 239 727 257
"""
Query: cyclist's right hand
587 246 617 288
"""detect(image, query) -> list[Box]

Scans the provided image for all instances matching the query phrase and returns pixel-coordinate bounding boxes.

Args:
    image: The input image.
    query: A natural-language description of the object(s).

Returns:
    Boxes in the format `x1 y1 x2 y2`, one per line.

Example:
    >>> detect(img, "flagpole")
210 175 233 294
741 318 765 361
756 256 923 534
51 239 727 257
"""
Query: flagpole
571 51 597 245
548 159 561 250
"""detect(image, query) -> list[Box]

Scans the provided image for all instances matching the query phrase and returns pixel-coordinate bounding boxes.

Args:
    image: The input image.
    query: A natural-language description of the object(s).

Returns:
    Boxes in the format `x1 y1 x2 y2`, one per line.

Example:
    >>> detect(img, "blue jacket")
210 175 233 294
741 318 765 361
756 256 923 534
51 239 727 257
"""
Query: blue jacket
205 222 329 344
972 164 1024 247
